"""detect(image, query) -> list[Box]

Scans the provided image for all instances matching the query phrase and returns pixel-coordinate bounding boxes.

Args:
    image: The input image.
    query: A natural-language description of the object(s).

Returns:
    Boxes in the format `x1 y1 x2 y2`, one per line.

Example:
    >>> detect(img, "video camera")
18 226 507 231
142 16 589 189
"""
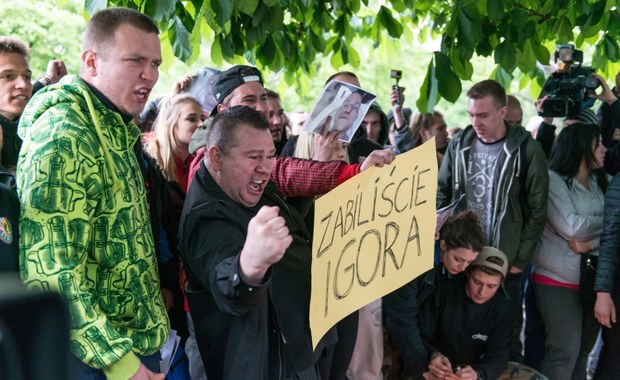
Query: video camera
539 44 599 118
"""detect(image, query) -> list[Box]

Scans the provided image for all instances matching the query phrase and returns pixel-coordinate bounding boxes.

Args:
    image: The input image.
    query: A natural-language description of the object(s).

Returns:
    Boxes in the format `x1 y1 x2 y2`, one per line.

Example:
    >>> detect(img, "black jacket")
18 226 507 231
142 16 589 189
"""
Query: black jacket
0 115 20 169
419 277 512 380
0 167 19 272
597 99 620 175
1 81 45 168
594 173 620 293
384 266 457 377
178 162 336 380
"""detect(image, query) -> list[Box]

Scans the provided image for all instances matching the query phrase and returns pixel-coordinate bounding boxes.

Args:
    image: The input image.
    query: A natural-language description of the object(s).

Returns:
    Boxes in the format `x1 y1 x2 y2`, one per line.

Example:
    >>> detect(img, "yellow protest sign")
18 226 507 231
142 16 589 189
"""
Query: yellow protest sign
310 139 438 348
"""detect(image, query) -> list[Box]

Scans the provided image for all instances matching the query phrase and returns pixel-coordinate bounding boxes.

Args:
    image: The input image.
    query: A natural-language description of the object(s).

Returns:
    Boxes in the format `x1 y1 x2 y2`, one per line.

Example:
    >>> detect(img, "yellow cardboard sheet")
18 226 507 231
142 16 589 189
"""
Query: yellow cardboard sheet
310 139 438 348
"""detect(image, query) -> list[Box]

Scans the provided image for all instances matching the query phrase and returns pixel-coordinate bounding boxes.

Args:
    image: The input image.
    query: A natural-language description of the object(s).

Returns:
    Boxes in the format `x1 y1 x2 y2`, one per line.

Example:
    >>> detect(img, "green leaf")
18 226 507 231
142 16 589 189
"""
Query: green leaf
605 35 619 62
330 39 344 68
450 50 473 80
263 5 284 32
168 16 192 61
532 42 551 65
257 35 276 65
379 6 403 38
263 0 280 6
271 41 284 72
494 40 517 71
346 42 360 68
210 36 223 65
218 34 235 59
210 0 233 29
203 0 223 33
85 0 107 16
456 6 482 50
145 0 175 22
158 30 174 73
486 0 504 23
347 0 362 13
187 1 206 66
492 65 513 89
417 57 439 113
517 40 537 73
557 16 574 43
434 52 461 102
585 0 606 27
235 0 259 16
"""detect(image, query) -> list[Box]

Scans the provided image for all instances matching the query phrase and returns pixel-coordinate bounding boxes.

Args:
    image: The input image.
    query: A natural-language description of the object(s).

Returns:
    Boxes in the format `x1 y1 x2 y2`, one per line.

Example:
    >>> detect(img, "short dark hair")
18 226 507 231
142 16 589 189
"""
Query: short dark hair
83 8 159 51
467 79 507 107
506 94 521 110
207 106 269 155
325 71 359 85
0 36 30 60
265 88 280 100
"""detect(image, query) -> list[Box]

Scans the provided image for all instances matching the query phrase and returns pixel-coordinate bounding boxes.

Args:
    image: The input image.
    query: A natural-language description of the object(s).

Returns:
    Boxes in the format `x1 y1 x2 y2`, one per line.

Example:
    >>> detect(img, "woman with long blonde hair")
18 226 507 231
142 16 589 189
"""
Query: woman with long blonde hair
144 93 203 190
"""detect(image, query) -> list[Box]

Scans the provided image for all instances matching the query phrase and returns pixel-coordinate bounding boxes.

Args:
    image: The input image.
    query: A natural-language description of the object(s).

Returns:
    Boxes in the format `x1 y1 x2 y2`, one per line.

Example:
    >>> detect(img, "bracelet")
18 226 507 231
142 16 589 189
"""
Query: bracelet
40 75 52 86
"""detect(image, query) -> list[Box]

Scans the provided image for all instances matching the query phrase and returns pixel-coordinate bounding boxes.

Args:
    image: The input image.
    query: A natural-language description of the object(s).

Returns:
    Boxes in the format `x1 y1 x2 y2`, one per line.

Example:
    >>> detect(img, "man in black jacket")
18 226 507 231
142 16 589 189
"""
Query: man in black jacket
419 247 512 380
179 106 337 380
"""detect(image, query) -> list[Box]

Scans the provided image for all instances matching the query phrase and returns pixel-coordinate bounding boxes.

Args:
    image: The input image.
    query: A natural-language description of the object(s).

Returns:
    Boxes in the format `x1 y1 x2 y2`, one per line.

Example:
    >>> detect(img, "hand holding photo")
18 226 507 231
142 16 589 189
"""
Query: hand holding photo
304 80 376 143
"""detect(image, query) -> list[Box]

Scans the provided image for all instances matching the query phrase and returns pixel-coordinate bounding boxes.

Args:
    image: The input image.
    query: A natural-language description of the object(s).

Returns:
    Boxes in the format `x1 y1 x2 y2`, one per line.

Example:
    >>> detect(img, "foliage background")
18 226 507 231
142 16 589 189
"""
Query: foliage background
6 0 620 129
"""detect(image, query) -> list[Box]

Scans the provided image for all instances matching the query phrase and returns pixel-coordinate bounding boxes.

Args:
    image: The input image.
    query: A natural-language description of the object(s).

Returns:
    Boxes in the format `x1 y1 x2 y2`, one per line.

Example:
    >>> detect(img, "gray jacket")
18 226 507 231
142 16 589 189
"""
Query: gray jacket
533 170 604 285
437 122 549 270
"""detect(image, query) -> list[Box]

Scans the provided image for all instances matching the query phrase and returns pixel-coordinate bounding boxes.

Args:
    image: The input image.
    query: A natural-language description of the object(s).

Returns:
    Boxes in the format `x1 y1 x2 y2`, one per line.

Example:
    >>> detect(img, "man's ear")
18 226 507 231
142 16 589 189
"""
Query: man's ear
82 50 97 77
216 103 226 114
207 146 222 172
498 105 507 119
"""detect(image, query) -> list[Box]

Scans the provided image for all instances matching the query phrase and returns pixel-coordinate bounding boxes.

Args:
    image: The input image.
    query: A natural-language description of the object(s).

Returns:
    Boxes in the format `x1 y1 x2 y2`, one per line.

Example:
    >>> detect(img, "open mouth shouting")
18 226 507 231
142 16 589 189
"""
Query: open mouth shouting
135 88 151 103
249 179 267 192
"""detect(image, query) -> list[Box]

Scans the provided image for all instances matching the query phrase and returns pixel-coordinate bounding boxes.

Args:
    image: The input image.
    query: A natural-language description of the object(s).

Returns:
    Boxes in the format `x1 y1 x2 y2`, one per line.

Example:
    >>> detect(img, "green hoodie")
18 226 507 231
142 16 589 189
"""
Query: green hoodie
17 75 169 378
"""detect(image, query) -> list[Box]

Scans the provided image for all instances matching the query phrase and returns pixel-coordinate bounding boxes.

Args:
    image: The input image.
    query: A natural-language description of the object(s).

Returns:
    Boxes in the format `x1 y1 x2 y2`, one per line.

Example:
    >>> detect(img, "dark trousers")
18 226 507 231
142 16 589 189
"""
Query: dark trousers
504 271 525 363
523 263 546 371
594 272 620 380
318 310 359 380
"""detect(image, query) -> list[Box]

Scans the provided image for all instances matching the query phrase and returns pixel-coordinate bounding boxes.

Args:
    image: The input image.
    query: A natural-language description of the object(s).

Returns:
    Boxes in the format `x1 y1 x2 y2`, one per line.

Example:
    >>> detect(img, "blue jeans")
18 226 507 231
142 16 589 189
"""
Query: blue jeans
73 351 161 380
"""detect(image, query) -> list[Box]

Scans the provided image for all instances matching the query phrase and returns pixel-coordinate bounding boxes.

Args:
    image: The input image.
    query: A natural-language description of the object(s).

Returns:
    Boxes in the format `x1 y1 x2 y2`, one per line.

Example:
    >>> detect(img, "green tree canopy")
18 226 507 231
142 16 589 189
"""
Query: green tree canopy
0 1 85 77
94 0 620 112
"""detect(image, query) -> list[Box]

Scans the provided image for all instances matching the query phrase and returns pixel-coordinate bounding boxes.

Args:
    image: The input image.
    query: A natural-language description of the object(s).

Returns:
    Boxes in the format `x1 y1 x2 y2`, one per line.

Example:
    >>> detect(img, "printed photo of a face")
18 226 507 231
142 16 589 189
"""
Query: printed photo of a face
305 80 376 143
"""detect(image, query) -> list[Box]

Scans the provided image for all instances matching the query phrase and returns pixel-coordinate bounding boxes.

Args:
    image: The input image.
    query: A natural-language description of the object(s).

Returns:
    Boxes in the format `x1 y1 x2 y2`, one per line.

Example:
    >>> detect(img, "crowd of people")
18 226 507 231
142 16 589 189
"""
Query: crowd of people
3 6 620 380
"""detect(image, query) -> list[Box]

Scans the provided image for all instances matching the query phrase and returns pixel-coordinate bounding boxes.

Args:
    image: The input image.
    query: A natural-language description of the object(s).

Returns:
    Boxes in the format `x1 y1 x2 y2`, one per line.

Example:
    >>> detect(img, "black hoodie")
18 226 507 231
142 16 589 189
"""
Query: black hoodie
0 167 18 273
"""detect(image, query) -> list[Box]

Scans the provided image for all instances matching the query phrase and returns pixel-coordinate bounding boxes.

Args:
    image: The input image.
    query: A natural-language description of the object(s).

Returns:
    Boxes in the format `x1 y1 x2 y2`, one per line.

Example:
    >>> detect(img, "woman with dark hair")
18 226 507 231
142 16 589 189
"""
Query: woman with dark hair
532 123 608 380
409 111 449 165
383 210 485 378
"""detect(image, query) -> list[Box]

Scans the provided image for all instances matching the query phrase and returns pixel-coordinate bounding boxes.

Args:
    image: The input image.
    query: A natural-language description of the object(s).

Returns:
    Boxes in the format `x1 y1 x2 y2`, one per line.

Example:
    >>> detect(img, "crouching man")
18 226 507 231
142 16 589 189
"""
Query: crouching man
420 247 545 380
179 106 337 380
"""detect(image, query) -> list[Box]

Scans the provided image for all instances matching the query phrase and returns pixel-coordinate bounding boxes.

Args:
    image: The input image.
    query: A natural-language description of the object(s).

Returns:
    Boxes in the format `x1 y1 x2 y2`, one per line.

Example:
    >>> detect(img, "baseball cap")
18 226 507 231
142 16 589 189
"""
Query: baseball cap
470 246 509 279
211 65 263 114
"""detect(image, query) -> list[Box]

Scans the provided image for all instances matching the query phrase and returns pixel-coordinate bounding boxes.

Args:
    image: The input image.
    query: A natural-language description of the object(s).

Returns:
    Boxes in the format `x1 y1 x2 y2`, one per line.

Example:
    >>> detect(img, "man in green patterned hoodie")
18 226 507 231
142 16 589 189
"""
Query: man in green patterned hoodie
16 8 168 380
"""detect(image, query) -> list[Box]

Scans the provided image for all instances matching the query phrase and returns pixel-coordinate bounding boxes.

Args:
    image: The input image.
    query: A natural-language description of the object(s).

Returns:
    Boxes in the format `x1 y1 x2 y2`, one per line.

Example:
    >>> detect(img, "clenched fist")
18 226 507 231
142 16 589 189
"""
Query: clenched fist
239 206 292 284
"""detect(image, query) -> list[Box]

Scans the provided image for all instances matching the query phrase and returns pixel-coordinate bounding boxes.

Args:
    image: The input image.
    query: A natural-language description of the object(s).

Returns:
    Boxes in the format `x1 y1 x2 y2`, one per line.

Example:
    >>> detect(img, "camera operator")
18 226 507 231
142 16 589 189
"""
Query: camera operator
535 74 619 163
